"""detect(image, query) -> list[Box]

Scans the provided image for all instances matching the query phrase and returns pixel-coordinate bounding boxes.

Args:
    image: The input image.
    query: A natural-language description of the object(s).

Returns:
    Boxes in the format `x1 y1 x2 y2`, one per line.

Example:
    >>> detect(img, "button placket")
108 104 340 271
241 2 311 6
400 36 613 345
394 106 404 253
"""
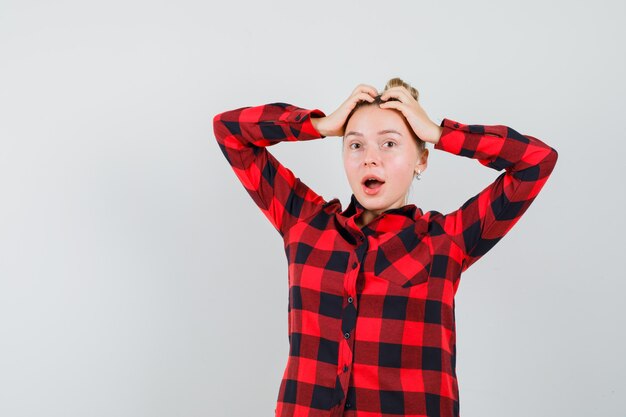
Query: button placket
338 230 364 405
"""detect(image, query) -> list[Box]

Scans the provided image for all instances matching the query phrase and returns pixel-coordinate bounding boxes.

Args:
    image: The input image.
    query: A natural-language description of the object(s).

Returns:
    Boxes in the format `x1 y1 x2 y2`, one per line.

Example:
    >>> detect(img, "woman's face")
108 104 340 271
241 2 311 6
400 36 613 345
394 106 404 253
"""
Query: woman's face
342 104 428 216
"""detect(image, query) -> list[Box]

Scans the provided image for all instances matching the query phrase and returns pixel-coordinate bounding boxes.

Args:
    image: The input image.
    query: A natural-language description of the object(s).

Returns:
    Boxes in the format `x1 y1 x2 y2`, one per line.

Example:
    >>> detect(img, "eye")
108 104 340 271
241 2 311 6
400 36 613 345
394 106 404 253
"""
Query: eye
349 142 361 150
383 140 396 148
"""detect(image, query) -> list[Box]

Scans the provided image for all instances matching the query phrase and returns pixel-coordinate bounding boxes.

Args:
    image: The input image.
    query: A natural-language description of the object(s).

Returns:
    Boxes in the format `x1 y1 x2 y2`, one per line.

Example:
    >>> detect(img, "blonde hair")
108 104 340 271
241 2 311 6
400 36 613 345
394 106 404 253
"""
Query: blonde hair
384 77 419 101
344 77 425 152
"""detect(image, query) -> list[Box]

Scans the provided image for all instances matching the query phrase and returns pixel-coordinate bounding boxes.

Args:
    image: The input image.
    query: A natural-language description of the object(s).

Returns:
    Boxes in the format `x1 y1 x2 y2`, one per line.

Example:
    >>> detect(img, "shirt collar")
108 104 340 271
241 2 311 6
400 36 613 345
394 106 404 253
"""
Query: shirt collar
339 193 422 220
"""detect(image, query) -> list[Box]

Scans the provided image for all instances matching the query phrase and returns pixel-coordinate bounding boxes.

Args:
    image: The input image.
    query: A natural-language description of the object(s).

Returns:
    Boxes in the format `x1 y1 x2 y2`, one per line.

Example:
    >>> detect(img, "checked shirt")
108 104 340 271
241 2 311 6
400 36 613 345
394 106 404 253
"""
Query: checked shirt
213 102 558 417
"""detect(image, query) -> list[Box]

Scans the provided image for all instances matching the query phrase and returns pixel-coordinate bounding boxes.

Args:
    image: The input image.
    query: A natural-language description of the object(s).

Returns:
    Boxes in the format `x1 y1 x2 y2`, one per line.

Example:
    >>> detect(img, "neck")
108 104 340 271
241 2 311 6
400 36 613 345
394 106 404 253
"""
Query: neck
356 209 382 228
355 195 409 227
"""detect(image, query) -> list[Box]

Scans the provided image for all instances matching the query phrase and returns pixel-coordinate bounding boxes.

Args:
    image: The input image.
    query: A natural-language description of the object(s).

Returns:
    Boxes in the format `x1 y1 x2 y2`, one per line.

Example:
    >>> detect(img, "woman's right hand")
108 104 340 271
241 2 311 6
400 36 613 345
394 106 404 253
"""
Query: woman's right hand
311 84 379 137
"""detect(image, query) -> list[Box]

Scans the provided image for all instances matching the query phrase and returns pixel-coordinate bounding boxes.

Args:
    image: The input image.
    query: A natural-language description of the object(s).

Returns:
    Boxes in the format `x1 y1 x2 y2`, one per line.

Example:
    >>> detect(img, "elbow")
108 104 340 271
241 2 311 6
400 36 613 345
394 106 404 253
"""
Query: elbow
540 145 559 177
212 112 227 144
547 146 558 167
549 145 558 159
213 108 245 144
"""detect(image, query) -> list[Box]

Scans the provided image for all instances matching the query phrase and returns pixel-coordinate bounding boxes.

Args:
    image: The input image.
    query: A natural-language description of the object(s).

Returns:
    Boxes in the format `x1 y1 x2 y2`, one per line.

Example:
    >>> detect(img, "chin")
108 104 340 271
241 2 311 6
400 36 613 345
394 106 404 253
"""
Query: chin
358 196 389 210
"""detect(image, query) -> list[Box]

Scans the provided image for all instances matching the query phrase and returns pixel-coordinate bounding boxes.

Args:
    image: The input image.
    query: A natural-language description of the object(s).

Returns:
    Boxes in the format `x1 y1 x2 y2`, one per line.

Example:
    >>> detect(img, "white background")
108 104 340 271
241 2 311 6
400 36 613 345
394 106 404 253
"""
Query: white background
1 1 624 416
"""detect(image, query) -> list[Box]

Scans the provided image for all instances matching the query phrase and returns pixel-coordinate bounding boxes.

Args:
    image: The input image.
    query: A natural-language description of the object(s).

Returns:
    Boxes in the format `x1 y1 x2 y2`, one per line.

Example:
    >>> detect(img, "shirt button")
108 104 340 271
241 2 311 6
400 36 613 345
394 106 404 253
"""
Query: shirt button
295 114 301 121
359 235 364 241
345 402 352 409
347 296 353 303
343 364 349 372
454 123 459 128
344 332 350 339
352 262 358 269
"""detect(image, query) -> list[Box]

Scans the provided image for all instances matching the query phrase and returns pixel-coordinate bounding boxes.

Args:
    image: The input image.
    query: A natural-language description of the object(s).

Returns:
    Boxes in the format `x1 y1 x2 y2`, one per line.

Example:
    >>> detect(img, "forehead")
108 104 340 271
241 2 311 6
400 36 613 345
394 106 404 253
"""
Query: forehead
344 105 411 137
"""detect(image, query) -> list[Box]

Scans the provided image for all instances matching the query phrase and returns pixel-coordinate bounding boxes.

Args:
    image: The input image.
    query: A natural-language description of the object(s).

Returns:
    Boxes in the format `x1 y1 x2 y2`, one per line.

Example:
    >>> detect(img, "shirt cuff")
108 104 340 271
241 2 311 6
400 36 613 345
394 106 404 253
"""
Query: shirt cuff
434 118 473 154
286 108 327 140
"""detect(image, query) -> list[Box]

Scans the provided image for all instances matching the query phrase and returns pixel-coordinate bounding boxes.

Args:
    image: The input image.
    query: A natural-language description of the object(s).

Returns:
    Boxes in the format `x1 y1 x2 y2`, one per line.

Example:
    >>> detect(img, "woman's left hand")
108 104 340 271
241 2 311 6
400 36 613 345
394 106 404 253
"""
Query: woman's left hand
379 86 443 144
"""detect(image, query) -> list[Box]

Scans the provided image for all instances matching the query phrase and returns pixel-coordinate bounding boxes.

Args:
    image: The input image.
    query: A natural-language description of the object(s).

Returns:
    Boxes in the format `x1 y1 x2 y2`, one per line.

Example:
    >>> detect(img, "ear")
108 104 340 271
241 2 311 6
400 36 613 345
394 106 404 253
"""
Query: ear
415 148 428 173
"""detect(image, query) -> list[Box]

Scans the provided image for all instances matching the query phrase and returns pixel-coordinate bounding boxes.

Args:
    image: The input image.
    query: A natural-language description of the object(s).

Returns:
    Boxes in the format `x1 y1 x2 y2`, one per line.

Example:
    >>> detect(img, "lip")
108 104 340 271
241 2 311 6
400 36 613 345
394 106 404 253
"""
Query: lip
362 182 384 195
360 174 386 185
361 174 386 196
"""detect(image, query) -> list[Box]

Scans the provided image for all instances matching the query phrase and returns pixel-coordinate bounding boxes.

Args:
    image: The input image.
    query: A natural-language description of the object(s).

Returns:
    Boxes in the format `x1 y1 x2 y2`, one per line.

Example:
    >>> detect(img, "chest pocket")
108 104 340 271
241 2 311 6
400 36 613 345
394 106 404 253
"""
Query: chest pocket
374 230 432 288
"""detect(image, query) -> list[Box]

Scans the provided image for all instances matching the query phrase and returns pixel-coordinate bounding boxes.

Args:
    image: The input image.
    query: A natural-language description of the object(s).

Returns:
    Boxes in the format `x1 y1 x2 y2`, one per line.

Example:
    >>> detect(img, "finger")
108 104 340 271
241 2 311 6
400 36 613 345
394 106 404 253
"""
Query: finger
358 84 379 95
381 88 412 103
379 100 406 113
348 92 375 107
356 92 375 102
353 84 379 98
383 86 414 100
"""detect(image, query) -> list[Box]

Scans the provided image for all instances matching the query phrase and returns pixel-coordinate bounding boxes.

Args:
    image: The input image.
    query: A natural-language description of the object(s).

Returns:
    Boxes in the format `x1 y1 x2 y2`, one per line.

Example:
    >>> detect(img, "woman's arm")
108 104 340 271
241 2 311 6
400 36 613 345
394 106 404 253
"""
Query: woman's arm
212 102 328 238
373 86 558 272
431 118 559 272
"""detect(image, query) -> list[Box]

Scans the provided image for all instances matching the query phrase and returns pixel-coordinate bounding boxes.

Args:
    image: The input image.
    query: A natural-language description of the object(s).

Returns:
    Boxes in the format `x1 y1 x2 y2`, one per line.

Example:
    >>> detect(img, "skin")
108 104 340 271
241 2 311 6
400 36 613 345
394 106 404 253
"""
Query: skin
343 105 427 227
311 84 444 227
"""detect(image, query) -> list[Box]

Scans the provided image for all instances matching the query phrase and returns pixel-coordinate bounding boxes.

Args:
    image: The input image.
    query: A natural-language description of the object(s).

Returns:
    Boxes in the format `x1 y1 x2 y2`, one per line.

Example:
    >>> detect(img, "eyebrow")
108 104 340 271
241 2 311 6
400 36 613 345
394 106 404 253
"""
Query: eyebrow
344 129 403 137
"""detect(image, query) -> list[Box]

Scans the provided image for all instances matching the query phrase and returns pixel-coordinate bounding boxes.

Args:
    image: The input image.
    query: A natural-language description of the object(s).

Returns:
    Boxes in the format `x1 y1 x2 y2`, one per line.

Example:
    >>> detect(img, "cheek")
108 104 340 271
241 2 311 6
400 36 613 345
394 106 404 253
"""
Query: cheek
343 158 360 181
385 155 416 178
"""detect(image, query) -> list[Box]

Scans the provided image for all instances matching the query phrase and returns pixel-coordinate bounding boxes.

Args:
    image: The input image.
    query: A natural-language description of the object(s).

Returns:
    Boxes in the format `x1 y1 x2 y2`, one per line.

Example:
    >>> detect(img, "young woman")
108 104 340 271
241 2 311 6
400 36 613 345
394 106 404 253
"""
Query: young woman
213 78 558 417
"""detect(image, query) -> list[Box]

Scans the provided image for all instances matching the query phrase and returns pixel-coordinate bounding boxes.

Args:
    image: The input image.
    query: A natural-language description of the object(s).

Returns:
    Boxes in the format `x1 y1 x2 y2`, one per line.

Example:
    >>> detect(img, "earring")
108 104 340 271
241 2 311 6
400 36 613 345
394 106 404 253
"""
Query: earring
414 169 421 180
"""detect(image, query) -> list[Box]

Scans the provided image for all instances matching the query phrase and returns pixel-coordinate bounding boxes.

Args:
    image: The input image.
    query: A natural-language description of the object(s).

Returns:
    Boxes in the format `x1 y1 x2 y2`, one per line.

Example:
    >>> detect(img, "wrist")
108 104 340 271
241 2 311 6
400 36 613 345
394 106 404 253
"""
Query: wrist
427 124 443 144
310 116 330 137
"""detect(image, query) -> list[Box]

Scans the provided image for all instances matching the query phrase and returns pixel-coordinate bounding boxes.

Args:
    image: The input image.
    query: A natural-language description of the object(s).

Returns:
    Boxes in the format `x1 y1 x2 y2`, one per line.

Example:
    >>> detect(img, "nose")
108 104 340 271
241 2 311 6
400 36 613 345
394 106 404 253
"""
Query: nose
363 146 380 166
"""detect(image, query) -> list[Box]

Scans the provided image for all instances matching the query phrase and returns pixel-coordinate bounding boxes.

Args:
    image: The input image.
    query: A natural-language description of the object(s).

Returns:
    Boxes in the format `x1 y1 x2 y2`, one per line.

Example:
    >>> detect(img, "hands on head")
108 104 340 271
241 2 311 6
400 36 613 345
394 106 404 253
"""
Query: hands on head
311 83 442 144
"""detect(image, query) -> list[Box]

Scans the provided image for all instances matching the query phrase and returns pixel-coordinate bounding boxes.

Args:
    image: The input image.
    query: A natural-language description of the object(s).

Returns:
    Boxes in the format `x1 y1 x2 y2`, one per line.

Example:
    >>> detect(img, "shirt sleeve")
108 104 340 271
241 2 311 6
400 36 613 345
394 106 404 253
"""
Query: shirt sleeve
431 118 559 273
212 102 328 238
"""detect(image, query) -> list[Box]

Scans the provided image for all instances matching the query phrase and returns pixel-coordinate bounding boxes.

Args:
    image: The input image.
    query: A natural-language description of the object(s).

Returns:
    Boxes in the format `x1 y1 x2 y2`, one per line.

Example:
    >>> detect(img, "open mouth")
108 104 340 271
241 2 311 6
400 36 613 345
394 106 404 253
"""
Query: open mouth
364 178 385 189
361 176 386 195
